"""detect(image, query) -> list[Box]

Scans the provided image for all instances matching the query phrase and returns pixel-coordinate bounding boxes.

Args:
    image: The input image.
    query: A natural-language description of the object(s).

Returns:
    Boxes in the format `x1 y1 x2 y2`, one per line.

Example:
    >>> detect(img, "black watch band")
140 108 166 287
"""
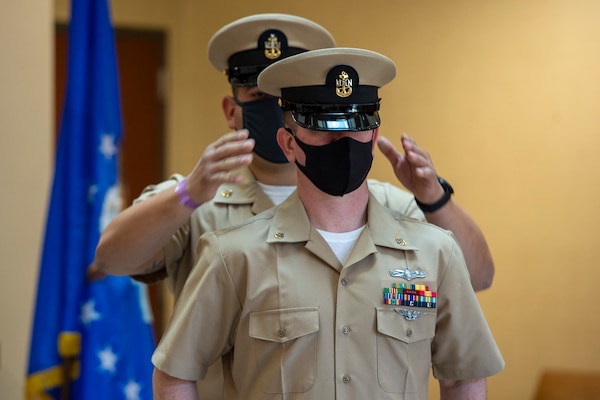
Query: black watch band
415 177 454 213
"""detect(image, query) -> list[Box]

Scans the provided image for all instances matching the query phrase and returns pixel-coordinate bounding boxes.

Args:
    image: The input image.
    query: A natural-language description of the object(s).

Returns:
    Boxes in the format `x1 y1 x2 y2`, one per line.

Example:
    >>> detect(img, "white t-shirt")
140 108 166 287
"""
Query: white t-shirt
256 182 296 206
316 226 366 265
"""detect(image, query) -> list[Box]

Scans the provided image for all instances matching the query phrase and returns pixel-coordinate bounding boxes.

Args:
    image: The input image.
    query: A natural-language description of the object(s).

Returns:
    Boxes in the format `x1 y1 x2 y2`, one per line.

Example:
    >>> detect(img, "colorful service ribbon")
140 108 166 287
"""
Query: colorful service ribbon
383 282 436 308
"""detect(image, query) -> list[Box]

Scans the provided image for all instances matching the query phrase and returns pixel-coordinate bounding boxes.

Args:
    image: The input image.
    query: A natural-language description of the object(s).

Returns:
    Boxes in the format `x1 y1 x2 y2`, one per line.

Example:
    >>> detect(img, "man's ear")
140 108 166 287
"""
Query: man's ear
276 128 296 163
222 96 236 130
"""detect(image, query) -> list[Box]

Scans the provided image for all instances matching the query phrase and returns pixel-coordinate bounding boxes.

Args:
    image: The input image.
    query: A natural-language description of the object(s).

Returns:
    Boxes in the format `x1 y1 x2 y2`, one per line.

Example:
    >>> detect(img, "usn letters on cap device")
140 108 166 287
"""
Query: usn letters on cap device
207 14 336 87
257 47 397 131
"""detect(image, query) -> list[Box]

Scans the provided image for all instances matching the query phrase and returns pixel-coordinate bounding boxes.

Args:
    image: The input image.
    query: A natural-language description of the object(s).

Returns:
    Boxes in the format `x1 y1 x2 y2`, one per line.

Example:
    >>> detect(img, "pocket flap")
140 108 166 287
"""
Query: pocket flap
376 307 435 344
249 307 319 343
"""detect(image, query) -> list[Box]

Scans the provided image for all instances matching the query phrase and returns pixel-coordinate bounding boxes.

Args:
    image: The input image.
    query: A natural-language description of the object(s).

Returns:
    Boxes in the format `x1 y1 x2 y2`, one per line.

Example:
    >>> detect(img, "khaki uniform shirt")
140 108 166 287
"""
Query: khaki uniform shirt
152 191 504 400
137 167 424 399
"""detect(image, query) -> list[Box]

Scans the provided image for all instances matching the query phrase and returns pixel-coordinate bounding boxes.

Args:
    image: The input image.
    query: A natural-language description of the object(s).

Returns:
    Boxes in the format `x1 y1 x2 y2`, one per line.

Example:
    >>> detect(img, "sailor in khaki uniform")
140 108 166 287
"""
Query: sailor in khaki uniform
152 48 504 399
128 13 337 298
132 14 338 400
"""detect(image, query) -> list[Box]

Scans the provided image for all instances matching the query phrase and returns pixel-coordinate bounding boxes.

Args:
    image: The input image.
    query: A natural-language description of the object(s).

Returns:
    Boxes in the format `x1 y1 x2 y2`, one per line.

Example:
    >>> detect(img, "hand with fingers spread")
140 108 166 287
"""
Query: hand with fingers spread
377 133 444 204
378 132 495 291
94 129 254 278
185 130 255 205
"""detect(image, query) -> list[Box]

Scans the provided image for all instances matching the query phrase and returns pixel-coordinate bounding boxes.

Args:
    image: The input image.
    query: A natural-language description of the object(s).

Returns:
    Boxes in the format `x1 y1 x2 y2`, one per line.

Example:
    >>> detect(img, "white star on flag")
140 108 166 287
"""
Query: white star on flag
88 184 98 203
80 300 101 326
124 380 142 400
99 133 118 159
98 346 118 374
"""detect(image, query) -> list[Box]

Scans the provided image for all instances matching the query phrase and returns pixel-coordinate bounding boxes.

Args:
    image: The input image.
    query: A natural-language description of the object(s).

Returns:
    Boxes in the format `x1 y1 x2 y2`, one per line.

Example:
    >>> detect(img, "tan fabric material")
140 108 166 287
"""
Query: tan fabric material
258 48 396 98
152 192 504 399
207 13 336 72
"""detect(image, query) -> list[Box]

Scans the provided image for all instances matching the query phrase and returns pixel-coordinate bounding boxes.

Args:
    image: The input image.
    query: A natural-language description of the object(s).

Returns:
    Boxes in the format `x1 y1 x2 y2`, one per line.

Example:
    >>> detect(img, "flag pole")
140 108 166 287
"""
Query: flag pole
59 357 74 400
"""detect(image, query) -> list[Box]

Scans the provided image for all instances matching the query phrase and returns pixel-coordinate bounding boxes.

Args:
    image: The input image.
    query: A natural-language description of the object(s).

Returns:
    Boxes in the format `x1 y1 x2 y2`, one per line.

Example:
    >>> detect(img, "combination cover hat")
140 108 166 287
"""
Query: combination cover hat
257 47 396 131
207 13 336 86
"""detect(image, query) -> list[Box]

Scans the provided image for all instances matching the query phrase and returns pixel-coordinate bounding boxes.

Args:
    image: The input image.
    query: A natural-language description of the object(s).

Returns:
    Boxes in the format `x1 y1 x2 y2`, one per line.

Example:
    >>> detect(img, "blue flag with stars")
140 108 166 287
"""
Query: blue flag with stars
26 0 155 399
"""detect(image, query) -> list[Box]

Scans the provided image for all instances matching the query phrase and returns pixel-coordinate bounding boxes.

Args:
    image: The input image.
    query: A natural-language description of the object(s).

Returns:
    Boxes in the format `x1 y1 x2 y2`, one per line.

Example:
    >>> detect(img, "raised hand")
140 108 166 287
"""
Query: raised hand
185 129 255 204
377 133 444 204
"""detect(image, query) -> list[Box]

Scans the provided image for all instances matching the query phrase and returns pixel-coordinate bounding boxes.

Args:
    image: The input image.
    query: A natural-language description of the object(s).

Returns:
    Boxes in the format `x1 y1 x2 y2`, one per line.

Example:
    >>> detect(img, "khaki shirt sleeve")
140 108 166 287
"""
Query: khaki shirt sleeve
132 173 183 203
129 174 191 288
152 232 241 381
431 236 505 380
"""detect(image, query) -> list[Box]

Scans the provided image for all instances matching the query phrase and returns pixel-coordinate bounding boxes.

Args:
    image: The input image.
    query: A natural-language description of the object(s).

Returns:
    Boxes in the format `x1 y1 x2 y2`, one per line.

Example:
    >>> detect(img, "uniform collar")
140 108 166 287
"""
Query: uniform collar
364 192 420 252
212 166 274 214
266 191 310 244
267 191 420 251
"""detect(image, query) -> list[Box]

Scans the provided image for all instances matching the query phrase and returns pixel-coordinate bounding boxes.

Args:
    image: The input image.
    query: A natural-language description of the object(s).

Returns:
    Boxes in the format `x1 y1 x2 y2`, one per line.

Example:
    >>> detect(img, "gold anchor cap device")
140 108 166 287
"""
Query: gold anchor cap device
207 13 335 87
257 47 396 132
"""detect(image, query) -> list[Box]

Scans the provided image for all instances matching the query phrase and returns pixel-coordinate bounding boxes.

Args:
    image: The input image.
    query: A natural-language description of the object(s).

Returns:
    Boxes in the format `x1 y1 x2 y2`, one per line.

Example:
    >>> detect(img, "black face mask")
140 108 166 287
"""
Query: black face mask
292 133 374 196
234 96 287 164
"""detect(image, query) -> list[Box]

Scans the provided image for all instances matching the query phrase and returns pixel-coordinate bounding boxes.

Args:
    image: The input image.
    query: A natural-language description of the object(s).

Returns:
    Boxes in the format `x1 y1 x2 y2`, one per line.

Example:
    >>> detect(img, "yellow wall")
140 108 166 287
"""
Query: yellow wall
0 1 52 400
2 0 599 398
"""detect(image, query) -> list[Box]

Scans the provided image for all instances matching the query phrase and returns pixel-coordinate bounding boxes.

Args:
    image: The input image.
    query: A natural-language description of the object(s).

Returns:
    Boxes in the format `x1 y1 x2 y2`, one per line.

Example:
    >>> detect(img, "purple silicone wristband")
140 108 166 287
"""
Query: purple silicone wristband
175 177 201 209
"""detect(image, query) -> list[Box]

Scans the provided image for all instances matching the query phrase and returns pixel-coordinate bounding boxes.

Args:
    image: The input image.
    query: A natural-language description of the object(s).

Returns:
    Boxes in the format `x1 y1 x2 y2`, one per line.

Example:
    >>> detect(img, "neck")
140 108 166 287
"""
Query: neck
298 177 369 233
249 155 297 186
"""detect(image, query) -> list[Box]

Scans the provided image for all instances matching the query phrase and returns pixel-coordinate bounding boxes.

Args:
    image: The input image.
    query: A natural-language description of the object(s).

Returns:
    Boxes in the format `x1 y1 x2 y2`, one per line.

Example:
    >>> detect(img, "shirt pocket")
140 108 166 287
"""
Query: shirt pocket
249 307 319 394
376 307 436 394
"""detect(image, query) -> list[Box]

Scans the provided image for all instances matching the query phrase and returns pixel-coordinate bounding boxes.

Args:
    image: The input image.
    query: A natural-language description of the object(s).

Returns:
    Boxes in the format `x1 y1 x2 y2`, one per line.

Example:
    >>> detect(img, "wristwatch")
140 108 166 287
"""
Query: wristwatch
415 177 454 213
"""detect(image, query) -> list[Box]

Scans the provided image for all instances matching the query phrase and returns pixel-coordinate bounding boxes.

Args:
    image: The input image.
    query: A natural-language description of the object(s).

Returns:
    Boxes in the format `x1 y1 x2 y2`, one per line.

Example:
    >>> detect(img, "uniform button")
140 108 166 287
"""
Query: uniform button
342 326 351 335
406 328 413 337
221 189 233 198
342 374 351 384
341 278 348 286
277 328 286 338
